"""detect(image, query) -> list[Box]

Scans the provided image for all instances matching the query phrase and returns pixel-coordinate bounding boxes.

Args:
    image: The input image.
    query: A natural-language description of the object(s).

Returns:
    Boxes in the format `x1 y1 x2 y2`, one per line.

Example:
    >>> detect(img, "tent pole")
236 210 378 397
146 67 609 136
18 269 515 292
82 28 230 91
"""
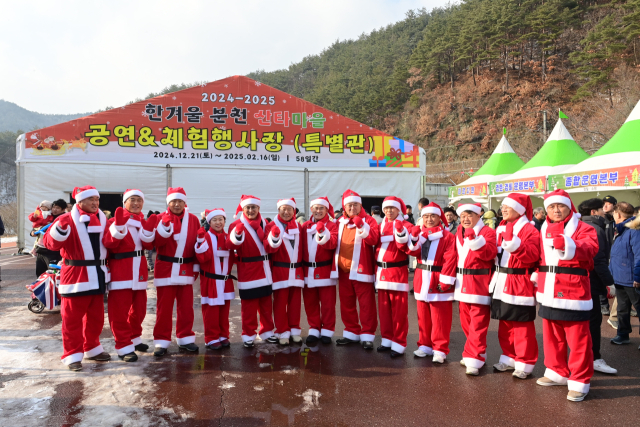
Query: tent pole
166 164 172 193
17 161 24 253
304 168 309 217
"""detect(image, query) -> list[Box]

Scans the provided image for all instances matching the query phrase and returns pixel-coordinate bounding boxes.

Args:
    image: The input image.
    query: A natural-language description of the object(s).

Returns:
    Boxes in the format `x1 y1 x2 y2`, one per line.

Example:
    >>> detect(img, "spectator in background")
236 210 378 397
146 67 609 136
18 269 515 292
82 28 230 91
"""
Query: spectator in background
146 210 157 272
406 205 415 225
200 211 210 231
609 202 640 347
65 203 74 213
296 210 306 225
599 196 616 315
265 217 272 224
482 209 498 229
371 206 384 224
33 199 67 277
578 198 617 374
415 198 430 228
532 207 546 231
28 200 54 230
103 210 112 220
443 207 459 235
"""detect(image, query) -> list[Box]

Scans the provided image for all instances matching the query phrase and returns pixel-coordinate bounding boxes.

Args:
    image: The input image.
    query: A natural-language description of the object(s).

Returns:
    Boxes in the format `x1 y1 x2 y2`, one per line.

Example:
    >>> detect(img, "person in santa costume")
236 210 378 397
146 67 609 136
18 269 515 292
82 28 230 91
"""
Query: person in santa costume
264 198 304 345
374 196 413 357
333 189 380 349
301 197 339 345
42 186 111 371
103 189 158 362
489 193 540 379
454 202 497 375
152 187 201 357
407 202 457 363
195 208 236 350
534 189 599 402
226 195 277 348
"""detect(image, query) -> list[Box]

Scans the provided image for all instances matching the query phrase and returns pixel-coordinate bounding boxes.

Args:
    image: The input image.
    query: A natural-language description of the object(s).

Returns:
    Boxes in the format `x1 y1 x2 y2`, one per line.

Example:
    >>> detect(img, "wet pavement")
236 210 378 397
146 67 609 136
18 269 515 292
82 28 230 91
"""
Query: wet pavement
1 246 639 426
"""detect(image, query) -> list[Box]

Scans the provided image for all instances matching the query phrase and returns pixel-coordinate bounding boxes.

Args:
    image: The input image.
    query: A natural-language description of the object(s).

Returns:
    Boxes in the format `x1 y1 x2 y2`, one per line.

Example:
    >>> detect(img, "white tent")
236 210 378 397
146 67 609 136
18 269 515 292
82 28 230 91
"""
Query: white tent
16 76 425 250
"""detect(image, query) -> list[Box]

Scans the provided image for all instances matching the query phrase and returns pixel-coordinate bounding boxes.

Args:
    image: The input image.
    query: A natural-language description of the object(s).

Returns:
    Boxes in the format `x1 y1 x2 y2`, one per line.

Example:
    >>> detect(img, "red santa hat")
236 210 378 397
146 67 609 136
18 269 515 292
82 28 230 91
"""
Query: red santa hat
456 202 482 217
277 198 296 210
382 196 408 219
123 189 145 203
235 194 261 218
166 187 187 204
310 196 335 218
205 208 226 223
73 185 100 202
502 193 533 221
421 202 448 227
544 189 580 218
342 189 362 209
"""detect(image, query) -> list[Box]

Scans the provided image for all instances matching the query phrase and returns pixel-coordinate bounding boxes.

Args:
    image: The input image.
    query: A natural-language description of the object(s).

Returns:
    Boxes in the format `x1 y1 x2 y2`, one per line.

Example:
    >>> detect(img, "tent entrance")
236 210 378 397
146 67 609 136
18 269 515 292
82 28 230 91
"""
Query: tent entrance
69 192 123 217
360 196 385 214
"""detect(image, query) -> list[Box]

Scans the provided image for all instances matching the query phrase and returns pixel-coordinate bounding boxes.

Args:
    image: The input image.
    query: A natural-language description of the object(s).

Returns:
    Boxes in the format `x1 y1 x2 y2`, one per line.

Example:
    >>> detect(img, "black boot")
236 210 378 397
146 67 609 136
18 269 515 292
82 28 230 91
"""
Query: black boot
118 352 138 362
135 343 149 352
377 345 391 352
179 343 199 352
154 347 168 357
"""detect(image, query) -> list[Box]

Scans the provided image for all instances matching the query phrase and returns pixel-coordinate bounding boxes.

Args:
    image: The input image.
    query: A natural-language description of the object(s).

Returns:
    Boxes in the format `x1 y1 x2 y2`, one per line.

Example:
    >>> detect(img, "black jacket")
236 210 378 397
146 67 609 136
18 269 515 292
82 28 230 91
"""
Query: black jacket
533 217 544 231
603 217 615 250
581 215 614 295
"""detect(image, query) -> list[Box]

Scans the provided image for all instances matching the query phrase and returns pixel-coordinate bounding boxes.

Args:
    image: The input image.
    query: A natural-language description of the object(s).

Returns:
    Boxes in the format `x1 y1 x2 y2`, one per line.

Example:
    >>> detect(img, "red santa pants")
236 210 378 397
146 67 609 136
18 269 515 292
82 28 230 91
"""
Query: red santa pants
417 300 453 356
303 285 337 337
542 319 593 393
498 320 538 373
241 295 275 342
459 301 491 368
378 289 408 353
60 294 105 365
153 285 195 348
273 287 302 339
202 301 230 345
338 270 378 341
107 289 147 356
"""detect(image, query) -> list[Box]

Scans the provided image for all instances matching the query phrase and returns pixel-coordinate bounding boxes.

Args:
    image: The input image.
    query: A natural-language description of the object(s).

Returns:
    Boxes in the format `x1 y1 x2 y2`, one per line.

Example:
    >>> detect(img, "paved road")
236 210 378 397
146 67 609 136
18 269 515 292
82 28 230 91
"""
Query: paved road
0 246 639 426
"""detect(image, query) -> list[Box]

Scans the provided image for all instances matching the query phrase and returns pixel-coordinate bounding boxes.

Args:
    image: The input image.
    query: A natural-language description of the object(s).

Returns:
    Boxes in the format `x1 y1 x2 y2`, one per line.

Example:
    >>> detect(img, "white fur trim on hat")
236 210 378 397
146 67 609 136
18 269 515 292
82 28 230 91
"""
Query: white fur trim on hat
206 210 226 223
544 195 571 210
75 188 99 202
456 204 482 216
343 195 362 205
310 198 329 209
421 207 441 217
166 192 187 204
240 198 261 208
277 199 296 209
502 197 525 215
382 200 402 211
123 190 145 203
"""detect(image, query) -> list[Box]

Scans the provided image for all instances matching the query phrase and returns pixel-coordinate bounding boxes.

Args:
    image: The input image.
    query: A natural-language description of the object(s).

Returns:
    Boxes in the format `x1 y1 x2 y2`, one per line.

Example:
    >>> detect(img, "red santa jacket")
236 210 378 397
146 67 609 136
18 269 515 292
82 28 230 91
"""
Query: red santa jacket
489 216 540 306
408 228 457 302
154 208 200 286
454 221 498 305
301 216 338 288
226 213 273 290
264 218 304 290
331 213 380 283
103 215 155 291
42 206 110 294
374 218 413 291
195 229 236 305
29 208 54 229
534 213 598 312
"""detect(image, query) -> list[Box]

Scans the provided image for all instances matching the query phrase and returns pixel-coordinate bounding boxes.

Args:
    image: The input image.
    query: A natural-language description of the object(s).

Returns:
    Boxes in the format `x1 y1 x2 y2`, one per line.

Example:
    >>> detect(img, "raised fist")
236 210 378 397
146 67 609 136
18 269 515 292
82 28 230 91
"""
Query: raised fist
465 228 476 240
316 222 325 234
115 207 127 227
143 214 158 231
411 226 421 238
197 227 206 240
353 216 364 229
161 212 172 227
502 222 514 242
394 220 404 233
272 227 281 238
553 236 565 251
234 223 245 236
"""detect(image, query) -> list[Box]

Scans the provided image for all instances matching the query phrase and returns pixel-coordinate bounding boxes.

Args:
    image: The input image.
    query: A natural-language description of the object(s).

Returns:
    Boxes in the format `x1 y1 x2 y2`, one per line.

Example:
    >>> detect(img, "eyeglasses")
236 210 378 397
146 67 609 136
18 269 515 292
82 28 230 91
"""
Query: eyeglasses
244 205 259 210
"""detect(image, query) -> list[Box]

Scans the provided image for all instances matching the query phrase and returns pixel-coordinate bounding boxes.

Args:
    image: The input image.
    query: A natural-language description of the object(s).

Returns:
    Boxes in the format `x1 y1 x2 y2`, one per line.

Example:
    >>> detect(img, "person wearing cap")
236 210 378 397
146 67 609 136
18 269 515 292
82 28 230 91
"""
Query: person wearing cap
195 208 236 350
33 199 68 277
408 202 457 363
152 187 201 357
42 186 111 371
454 202 497 376
333 189 380 349
489 193 540 379
29 200 54 229
534 189 599 402
301 197 339 345
374 196 413 357
102 189 157 362
226 195 277 348
600 195 617 315
264 198 304 346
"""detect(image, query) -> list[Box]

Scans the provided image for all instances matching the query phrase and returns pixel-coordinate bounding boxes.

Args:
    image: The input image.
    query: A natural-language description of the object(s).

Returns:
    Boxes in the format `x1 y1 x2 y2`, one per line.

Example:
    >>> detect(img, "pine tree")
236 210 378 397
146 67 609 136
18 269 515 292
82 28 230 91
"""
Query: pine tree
622 0 640 66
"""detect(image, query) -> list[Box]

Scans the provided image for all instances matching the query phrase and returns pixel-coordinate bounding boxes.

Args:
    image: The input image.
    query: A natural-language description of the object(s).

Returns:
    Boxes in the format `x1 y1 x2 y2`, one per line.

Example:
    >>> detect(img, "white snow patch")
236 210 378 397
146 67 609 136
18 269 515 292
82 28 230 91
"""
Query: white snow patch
296 389 322 413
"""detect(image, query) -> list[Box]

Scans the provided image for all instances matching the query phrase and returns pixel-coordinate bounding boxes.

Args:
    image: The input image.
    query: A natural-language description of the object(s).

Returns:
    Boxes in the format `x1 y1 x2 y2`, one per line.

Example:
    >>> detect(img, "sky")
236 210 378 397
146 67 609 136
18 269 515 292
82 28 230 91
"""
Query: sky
1 0 448 115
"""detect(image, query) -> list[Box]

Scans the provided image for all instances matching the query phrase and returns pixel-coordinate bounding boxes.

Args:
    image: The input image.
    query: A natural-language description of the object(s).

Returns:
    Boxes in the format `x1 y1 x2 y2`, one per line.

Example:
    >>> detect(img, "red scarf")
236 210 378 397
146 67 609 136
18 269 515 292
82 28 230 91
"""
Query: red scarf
245 214 265 241
77 206 100 227
277 214 299 233
166 209 185 234
497 216 521 245
345 208 366 225
421 224 443 239
314 214 331 225
381 216 400 236
123 210 145 226
210 228 227 249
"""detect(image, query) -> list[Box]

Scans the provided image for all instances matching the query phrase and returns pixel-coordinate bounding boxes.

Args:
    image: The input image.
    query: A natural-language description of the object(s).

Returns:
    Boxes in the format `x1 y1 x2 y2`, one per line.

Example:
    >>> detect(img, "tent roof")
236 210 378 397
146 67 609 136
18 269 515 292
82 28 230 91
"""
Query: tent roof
468 135 525 179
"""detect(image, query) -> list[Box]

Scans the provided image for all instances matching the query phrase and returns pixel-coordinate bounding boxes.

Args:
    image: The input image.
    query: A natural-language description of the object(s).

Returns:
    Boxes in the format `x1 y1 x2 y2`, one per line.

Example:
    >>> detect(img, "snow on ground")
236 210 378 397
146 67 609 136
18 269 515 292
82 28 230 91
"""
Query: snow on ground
1 236 17 244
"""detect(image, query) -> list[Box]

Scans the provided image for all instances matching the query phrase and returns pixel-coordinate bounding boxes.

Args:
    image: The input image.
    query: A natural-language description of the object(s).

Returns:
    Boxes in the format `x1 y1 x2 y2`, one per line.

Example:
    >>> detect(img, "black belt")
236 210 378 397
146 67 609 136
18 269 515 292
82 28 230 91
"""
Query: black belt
539 265 588 276
497 267 536 275
65 259 107 267
417 264 442 272
157 255 196 264
202 270 237 281
377 259 409 269
241 255 269 263
111 250 144 260
457 267 494 275
273 261 303 269
303 259 333 268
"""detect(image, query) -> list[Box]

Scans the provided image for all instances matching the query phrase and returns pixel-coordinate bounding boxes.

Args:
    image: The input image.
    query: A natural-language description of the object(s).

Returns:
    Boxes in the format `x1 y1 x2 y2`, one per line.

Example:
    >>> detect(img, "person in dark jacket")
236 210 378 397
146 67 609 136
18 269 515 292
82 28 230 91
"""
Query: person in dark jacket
532 207 546 231
578 199 617 374
33 199 67 277
609 202 640 346
405 205 415 225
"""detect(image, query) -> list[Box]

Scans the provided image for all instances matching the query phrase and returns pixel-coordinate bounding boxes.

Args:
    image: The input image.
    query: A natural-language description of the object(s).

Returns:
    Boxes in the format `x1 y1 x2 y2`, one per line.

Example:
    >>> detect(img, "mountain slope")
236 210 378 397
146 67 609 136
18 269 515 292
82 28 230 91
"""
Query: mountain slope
0 99 90 133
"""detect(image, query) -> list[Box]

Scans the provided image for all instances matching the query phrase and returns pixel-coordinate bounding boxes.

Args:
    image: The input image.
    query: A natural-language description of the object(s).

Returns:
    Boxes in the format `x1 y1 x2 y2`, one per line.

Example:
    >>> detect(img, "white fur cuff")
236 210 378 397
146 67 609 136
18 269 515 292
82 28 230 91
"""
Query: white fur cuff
229 230 245 246
315 228 330 245
268 233 282 249
109 223 128 240
394 228 409 244
156 222 173 238
467 235 486 251
501 236 521 253
139 229 155 243
50 224 70 242
557 235 576 261
356 221 370 239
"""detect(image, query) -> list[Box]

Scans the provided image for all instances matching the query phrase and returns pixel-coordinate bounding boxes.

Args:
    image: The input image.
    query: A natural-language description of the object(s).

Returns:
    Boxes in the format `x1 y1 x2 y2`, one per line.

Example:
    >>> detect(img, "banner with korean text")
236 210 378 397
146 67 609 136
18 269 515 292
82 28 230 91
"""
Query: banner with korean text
548 165 639 191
